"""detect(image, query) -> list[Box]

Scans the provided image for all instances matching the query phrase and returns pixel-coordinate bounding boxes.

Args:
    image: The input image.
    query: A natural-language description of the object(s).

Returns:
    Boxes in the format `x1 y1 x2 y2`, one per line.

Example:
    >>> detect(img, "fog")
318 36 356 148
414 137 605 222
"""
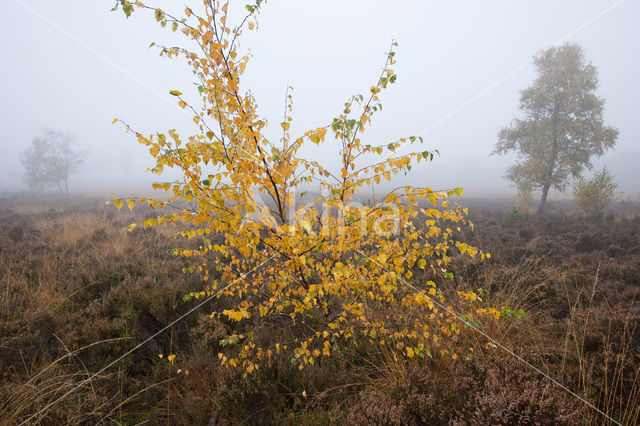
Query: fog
1 0 638 199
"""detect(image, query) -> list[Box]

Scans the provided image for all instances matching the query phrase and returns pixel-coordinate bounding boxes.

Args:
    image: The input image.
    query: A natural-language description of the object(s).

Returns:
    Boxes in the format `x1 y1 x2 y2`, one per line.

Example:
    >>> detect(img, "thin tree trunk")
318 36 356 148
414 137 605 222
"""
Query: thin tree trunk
539 102 559 216
538 184 551 215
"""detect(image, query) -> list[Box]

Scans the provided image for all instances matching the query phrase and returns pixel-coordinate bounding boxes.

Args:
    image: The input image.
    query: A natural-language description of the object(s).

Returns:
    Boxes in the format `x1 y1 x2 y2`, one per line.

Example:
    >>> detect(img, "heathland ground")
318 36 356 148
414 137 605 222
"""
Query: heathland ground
1 195 638 424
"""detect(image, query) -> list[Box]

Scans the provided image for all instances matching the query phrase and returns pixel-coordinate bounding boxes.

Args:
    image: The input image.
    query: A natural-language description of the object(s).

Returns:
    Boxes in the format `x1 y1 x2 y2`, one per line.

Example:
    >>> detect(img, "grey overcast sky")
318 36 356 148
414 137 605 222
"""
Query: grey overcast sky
1 0 638 198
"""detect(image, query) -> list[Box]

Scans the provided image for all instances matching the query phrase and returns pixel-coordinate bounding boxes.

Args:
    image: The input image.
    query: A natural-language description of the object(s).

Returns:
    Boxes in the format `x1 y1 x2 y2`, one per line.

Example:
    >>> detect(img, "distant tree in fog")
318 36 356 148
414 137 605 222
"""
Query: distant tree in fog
20 137 52 192
494 43 618 214
20 129 84 193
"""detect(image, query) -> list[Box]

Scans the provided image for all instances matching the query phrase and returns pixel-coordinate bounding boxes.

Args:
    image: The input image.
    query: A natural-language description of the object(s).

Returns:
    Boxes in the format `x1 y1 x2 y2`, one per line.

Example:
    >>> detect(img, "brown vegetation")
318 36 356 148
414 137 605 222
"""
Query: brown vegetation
0 195 638 424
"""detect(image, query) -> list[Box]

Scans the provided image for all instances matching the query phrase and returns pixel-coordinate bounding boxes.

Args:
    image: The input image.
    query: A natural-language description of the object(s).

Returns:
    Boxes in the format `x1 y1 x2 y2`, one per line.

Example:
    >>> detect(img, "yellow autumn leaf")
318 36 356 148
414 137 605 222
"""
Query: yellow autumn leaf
144 218 158 228
192 214 211 225
316 128 327 140
457 243 468 254
223 309 250 322
169 90 182 96
323 341 331 356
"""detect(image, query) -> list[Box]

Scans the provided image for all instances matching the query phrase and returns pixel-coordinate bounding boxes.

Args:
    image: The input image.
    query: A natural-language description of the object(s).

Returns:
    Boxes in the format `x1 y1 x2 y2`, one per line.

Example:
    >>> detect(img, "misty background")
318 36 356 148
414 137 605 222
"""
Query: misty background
1 0 638 198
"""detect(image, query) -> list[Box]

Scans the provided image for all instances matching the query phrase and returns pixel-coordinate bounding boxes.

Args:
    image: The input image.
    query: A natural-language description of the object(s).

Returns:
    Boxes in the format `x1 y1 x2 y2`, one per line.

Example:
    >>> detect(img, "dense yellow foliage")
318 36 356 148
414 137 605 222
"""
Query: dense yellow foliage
111 0 501 374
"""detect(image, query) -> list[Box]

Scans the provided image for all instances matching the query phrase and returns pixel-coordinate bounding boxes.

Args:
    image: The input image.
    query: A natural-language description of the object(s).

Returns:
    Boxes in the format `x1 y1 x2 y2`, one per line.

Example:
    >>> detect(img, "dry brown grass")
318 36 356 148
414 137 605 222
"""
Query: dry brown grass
0 195 638 424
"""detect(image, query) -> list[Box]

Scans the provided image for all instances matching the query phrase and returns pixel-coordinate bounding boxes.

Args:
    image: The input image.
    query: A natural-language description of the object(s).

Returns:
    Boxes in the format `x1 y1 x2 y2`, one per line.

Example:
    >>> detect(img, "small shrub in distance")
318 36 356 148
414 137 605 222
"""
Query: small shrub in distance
503 206 527 225
516 180 535 214
573 167 617 217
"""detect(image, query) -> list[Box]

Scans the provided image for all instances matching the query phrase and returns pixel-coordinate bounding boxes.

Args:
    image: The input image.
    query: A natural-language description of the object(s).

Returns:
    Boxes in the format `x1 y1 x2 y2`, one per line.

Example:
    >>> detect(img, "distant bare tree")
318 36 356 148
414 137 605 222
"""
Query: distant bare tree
48 130 85 193
20 137 53 192
20 129 85 193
